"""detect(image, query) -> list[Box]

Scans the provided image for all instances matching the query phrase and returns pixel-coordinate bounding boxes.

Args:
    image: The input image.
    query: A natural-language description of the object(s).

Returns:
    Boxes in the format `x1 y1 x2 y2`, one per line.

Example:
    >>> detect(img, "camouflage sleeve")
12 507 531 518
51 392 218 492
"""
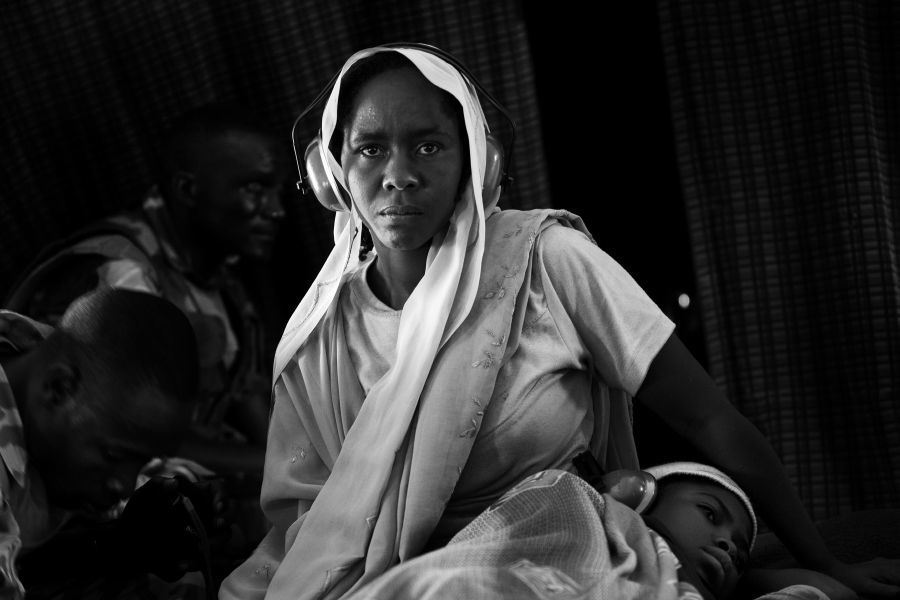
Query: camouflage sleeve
6 231 161 326
0 312 53 349
96 258 158 294
12 257 159 327
0 495 25 599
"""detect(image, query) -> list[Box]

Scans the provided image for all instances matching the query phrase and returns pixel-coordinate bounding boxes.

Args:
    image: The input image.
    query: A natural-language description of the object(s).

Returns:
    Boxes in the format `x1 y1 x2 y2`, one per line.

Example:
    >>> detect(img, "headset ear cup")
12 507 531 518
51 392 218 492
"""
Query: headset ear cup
304 138 347 212
482 133 504 202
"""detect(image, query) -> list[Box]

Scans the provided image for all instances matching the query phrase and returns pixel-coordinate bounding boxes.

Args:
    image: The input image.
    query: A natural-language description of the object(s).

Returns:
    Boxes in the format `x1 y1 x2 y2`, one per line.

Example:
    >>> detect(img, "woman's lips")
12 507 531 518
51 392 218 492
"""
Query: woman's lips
380 205 423 216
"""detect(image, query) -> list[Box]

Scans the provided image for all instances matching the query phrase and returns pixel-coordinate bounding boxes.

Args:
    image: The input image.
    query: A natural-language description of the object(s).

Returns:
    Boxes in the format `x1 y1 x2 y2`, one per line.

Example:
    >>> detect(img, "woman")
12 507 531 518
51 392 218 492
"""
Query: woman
220 44 899 600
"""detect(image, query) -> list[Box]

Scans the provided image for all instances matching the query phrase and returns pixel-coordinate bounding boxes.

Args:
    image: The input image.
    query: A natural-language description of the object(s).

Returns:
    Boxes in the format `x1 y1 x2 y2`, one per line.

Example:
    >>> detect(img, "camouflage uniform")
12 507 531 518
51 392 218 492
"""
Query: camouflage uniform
5 189 274 584
0 311 70 599
5 188 270 444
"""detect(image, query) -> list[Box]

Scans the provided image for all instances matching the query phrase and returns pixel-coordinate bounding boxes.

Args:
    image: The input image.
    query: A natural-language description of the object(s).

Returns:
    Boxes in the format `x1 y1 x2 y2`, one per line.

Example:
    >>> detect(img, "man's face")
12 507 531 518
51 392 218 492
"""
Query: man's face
190 130 289 261
645 479 752 599
30 386 191 516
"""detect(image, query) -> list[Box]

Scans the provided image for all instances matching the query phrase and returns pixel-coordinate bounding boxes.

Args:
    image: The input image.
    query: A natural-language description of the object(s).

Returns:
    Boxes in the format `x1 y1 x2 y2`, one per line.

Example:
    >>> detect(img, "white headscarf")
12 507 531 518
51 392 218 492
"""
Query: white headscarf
274 45 501 383
264 45 505 598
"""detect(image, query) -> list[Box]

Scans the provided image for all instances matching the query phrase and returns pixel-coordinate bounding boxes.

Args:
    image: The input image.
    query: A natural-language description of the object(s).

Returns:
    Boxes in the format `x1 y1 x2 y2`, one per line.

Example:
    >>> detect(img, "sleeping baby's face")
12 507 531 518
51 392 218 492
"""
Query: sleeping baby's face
645 478 752 599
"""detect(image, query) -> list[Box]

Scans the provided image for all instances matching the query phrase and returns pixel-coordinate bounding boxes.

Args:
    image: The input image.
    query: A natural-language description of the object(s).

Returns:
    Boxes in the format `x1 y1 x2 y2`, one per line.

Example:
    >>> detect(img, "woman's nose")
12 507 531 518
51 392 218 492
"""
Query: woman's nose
382 154 419 191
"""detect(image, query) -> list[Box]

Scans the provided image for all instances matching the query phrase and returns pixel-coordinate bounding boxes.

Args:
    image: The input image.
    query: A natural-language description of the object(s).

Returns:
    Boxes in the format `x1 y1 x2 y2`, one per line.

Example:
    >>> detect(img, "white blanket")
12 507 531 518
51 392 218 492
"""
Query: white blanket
345 470 830 600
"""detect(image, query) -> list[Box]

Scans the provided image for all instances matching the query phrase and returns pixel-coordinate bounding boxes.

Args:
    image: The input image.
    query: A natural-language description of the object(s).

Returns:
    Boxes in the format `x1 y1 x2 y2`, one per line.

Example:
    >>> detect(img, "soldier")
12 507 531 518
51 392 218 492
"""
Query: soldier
4 102 291 560
0 288 205 598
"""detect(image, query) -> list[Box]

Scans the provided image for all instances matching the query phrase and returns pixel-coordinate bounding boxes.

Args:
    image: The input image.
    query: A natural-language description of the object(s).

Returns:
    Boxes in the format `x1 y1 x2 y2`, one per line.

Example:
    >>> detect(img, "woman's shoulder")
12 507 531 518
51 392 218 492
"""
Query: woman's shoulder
485 208 596 252
487 208 591 234
488 211 637 288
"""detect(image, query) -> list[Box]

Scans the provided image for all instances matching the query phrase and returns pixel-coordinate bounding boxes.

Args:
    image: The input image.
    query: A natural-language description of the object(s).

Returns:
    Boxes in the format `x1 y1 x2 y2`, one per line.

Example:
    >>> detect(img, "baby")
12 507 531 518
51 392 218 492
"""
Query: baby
638 461 757 599
340 463 835 600
611 461 842 600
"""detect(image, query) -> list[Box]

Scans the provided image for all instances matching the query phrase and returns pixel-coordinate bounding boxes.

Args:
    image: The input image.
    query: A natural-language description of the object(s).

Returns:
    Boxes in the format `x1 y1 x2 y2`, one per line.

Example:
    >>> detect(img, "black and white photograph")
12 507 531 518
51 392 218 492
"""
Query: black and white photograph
0 2 897 599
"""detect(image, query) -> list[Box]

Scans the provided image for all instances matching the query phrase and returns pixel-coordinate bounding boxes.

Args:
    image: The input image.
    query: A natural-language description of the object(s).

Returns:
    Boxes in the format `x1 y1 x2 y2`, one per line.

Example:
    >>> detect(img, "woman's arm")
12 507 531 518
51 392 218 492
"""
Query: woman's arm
637 333 900 598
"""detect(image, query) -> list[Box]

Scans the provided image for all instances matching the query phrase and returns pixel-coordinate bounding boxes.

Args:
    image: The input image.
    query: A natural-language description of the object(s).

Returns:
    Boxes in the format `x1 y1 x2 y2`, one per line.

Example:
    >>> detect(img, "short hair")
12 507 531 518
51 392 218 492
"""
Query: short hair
158 101 276 194
48 288 199 406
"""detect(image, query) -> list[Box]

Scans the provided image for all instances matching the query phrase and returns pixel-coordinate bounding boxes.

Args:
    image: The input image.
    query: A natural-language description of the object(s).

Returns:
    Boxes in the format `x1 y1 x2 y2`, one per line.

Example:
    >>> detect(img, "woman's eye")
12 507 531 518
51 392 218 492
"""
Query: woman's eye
360 145 383 158
418 143 439 156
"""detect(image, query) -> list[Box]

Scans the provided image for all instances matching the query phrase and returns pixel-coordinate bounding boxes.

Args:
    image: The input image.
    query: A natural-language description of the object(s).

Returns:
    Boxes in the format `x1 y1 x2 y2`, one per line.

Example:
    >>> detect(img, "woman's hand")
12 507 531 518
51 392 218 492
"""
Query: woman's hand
824 558 900 599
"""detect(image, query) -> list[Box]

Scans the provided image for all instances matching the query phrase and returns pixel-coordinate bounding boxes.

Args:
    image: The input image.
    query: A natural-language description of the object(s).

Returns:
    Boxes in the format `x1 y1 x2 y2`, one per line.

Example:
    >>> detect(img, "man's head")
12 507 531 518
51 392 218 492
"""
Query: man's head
642 462 756 599
15 288 199 515
160 102 290 263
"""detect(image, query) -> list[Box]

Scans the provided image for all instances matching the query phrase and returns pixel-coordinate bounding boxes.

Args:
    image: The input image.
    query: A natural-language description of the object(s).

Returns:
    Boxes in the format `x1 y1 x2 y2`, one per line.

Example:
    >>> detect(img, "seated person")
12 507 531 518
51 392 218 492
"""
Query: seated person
0 288 211 598
343 464 853 600
220 43 898 600
4 101 292 557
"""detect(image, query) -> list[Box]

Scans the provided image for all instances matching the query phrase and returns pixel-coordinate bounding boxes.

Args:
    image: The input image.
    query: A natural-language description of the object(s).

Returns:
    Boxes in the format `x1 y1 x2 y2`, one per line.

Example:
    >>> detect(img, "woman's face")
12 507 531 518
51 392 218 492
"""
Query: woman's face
339 66 465 256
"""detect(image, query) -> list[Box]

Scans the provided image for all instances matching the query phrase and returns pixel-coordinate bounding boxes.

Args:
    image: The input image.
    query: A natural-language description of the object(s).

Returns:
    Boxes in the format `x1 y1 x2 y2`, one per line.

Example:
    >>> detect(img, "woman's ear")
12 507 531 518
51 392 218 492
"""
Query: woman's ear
41 361 80 408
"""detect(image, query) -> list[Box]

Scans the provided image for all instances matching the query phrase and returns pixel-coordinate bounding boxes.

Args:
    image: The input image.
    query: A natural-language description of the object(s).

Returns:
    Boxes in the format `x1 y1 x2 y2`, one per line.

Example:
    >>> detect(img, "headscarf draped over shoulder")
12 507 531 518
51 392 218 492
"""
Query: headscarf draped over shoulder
274 45 500 379
266 45 507 599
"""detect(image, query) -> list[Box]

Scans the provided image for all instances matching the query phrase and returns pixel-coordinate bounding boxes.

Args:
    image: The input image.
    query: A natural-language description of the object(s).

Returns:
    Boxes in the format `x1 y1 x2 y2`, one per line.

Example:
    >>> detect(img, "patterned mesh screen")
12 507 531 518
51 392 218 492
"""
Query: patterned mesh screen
659 0 900 519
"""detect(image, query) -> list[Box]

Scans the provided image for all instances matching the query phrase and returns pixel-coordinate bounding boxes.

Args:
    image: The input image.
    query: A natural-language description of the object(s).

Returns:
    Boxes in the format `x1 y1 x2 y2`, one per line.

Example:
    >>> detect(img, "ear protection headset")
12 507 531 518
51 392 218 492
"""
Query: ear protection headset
573 451 659 513
292 42 516 212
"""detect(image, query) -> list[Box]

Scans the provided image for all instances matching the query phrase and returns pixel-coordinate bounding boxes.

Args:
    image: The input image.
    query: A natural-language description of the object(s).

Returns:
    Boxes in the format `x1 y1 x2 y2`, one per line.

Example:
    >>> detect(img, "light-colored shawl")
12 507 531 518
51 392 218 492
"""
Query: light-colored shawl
274 45 498 378
342 469 684 600
343 470 830 600
266 46 505 599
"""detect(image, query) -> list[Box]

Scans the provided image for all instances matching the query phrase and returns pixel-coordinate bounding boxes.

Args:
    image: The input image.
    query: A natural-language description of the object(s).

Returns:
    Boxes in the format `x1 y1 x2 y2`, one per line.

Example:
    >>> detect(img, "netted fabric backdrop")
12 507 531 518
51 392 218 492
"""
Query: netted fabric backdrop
658 1 900 520
0 1 550 321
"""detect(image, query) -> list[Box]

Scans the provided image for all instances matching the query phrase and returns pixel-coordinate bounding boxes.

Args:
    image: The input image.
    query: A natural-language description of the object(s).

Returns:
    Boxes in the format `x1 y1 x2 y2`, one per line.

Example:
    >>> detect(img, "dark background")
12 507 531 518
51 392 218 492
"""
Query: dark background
522 4 704 464
522 4 699 346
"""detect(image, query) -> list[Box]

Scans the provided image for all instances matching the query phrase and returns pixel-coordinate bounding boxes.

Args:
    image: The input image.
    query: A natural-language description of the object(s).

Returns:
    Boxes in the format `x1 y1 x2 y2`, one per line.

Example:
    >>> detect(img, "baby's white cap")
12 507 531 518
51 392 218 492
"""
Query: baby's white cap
644 461 757 549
